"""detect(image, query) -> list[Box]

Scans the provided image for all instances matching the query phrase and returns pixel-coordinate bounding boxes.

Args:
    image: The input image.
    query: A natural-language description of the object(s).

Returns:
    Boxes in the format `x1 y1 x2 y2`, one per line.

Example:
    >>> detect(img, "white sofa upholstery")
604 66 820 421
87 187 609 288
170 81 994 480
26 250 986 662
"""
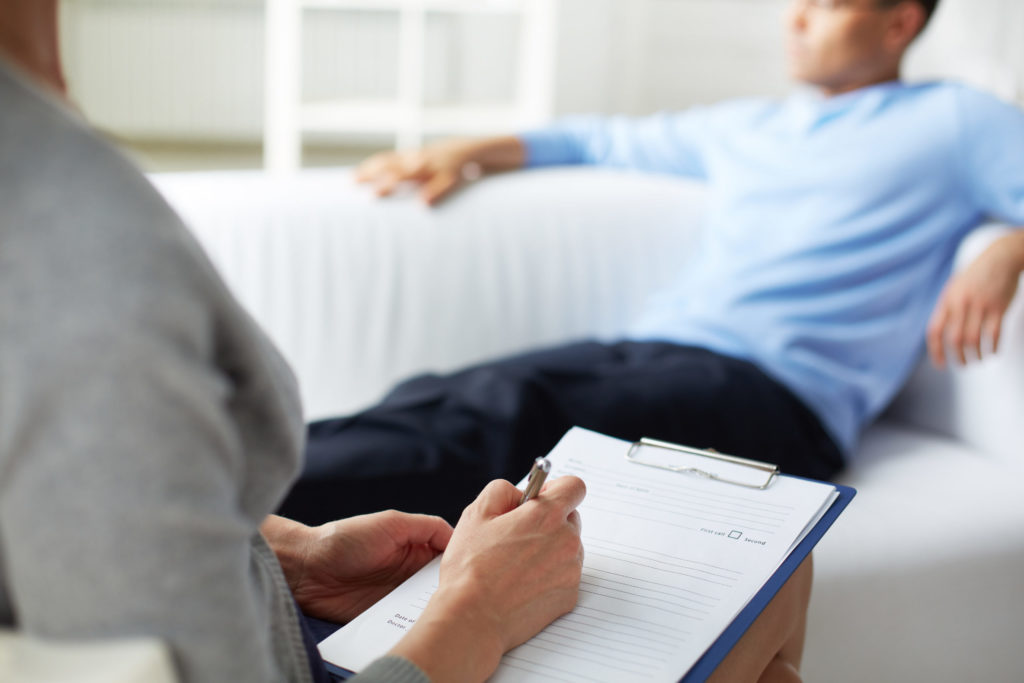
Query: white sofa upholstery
154 167 1024 683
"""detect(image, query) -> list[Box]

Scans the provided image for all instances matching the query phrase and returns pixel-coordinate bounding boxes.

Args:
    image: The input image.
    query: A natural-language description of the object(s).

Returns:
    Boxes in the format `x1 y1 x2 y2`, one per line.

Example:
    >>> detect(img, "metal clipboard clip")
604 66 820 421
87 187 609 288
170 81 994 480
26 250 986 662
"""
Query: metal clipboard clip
626 437 779 490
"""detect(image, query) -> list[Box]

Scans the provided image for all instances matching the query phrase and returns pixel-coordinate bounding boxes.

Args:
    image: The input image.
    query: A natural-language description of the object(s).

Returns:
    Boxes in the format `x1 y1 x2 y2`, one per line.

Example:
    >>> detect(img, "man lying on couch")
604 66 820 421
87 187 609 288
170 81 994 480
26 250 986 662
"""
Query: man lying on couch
281 0 1024 526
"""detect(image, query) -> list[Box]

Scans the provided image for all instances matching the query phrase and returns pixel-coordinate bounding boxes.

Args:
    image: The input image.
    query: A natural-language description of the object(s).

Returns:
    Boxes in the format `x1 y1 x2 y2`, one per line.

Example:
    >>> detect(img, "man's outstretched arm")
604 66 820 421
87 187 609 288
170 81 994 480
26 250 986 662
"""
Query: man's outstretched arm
927 229 1024 367
354 109 714 206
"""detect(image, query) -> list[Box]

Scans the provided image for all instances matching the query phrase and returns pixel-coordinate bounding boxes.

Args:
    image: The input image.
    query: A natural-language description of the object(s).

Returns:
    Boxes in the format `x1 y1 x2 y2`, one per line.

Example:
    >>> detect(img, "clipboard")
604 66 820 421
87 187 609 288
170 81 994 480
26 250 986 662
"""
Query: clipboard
321 432 855 682
624 437 855 683
681 481 854 682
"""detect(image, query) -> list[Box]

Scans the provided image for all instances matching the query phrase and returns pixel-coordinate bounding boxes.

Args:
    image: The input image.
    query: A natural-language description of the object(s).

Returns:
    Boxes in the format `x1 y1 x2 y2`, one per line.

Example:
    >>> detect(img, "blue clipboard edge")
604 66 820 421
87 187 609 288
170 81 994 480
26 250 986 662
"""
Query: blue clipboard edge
325 661 355 680
680 481 857 683
323 482 857 683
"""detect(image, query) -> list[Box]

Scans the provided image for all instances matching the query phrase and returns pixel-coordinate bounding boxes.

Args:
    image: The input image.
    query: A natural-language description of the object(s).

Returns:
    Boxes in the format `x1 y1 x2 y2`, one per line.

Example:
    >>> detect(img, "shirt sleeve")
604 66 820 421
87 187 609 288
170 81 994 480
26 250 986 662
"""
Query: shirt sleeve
517 108 712 179
956 86 1024 224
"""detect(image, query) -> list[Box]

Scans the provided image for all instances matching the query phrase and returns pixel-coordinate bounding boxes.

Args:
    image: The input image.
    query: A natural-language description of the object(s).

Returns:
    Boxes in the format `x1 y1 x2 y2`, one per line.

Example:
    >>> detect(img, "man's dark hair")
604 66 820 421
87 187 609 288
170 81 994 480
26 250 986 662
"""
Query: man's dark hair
916 0 939 25
881 0 940 29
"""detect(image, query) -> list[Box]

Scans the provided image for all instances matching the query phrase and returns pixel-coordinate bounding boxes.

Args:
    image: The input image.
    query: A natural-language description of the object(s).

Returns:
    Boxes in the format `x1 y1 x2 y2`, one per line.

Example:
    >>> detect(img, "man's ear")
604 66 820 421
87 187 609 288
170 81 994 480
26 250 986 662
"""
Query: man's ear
886 1 928 53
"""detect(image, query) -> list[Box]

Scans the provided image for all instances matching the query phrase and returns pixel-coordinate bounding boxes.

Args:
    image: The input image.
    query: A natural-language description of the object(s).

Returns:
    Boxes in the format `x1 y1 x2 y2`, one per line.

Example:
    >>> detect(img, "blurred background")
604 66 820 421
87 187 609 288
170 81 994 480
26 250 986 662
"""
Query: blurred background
59 0 1024 173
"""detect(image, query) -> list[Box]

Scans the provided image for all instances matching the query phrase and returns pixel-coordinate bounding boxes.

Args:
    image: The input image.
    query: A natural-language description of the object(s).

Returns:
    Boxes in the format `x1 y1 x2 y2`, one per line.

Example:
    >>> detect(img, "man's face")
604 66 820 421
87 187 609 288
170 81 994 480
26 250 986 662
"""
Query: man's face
785 0 907 92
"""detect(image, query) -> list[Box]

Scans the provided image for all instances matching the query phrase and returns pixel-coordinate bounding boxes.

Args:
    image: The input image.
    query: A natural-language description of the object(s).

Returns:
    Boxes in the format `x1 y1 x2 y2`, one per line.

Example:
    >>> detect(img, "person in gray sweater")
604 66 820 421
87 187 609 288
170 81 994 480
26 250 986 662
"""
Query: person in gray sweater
0 3 589 683
0 2 813 682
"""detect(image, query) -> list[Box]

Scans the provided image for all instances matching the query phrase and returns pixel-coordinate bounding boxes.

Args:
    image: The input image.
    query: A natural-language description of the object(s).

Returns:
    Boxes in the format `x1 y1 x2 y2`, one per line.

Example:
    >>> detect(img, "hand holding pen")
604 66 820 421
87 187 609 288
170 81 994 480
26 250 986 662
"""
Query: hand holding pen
396 464 586 680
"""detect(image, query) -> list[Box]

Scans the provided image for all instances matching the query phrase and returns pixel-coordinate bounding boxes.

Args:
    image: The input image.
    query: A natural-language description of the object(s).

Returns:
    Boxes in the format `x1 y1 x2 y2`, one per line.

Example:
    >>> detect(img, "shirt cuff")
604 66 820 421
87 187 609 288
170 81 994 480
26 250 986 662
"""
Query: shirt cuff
354 655 432 683
517 129 583 168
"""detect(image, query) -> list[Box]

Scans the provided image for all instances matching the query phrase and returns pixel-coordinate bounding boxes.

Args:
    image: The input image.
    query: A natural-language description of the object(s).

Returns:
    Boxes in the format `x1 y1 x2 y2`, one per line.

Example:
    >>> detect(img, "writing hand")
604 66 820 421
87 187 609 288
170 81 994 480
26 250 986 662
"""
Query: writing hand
390 475 586 683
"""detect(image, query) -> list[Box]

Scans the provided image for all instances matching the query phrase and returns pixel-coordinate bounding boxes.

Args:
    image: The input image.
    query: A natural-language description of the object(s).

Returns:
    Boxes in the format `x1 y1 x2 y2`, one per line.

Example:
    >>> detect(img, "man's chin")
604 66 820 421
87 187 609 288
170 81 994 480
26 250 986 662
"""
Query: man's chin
787 64 835 89
786 57 812 81
788 68 818 87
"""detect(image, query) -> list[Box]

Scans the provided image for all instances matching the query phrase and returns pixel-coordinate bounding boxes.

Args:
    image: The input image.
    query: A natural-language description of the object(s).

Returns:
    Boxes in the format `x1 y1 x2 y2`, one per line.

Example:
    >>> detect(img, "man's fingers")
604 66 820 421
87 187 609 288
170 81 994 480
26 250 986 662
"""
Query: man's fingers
354 154 397 183
945 303 967 366
987 312 1004 354
366 159 426 196
420 170 460 206
353 162 377 183
926 302 949 368
401 156 431 182
354 164 380 184
374 169 423 197
964 305 984 362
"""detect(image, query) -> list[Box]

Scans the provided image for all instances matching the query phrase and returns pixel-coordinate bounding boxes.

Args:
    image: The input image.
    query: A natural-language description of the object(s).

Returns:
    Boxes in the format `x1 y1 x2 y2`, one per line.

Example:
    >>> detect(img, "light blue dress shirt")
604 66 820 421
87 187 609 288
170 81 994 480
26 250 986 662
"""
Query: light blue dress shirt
519 81 1024 456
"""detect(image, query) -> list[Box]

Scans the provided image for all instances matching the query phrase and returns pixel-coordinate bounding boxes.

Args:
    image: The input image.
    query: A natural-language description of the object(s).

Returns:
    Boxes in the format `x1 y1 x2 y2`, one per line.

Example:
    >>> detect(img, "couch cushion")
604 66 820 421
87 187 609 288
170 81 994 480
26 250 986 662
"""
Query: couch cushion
825 419 1024 572
804 419 1024 682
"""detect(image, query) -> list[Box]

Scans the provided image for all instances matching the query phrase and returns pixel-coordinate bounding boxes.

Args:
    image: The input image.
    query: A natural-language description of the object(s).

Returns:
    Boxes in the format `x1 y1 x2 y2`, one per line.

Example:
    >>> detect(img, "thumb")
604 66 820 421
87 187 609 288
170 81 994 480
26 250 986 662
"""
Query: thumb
388 512 454 553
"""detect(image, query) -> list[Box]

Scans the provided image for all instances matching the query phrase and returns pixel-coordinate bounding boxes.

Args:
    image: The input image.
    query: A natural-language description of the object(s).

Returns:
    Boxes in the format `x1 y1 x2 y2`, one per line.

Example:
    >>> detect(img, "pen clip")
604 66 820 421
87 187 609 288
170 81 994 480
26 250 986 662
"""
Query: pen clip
626 438 778 490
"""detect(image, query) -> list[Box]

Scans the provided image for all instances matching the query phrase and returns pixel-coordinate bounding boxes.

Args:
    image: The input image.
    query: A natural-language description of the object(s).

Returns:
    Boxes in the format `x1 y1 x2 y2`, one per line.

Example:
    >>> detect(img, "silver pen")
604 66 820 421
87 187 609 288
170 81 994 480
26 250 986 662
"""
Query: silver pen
519 457 552 505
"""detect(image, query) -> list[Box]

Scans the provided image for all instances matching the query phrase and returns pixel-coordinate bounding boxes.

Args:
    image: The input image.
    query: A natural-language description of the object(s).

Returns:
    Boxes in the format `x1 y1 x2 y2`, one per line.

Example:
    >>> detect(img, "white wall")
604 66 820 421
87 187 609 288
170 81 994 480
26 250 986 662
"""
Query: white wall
599 0 1024 115
904 0 1024 101
60 0 1024 143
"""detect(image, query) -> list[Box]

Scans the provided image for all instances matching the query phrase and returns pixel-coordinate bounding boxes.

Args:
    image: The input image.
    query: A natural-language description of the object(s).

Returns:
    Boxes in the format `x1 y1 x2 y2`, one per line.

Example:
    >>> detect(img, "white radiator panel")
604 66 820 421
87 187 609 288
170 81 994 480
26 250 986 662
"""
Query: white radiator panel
61 0 523 141
60 0 1024 142
62 0 267 140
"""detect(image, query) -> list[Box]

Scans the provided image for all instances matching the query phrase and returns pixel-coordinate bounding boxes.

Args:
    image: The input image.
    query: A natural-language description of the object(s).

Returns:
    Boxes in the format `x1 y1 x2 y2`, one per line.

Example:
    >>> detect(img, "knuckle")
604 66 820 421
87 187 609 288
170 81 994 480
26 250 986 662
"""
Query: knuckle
483 479 510 496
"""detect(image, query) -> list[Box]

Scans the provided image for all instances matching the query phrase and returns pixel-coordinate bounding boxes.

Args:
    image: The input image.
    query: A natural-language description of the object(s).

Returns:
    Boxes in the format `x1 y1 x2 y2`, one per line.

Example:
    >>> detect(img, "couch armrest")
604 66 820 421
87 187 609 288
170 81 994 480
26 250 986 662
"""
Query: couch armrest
151 167 706 420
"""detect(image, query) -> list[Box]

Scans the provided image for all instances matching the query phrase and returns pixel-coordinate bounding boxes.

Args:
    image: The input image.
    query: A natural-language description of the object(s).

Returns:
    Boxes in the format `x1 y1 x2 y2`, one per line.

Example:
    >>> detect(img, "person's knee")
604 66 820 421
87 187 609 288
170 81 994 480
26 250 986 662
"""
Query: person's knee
757 656 803 683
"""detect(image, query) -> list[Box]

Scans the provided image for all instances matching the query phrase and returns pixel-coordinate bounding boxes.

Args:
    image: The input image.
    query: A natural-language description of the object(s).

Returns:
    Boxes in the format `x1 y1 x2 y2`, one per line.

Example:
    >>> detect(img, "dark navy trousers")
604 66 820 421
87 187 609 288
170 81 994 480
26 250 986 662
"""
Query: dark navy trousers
278 342 844 525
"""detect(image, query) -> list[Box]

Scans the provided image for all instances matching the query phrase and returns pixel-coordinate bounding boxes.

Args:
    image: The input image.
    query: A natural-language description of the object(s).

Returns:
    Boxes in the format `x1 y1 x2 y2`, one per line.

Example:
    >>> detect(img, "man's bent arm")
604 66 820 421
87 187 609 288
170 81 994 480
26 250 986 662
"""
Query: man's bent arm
927 228 1024 367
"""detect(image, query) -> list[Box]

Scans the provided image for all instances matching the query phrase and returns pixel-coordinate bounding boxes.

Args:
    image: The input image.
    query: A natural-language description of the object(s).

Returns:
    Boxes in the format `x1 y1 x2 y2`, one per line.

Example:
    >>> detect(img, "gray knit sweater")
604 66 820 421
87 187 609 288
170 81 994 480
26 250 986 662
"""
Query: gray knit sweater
0 62 428 683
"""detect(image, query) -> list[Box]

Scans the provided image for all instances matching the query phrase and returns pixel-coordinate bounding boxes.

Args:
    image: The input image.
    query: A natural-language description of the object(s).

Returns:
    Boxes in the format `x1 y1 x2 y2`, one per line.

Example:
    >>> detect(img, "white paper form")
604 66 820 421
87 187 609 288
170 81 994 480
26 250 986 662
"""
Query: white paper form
319 428 837 682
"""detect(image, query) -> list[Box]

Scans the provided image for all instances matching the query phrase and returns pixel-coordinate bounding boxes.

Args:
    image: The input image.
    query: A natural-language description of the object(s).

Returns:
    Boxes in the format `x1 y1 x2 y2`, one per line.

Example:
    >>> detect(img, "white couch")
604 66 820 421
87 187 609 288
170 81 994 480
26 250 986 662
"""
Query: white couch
154 167 1024 683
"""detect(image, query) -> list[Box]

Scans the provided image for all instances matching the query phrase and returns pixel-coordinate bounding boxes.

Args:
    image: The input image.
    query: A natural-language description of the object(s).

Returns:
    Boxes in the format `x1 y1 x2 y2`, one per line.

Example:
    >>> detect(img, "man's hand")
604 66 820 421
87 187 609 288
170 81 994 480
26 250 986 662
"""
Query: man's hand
262 512 452 623
354 136 526 206
927 231 1024 368
389 476 586 683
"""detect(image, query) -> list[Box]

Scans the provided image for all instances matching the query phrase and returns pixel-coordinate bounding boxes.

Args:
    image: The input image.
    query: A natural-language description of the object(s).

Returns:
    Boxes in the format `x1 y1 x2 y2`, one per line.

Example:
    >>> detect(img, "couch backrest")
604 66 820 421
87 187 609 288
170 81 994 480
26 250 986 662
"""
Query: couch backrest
155 168 1023 459
154 167 704 418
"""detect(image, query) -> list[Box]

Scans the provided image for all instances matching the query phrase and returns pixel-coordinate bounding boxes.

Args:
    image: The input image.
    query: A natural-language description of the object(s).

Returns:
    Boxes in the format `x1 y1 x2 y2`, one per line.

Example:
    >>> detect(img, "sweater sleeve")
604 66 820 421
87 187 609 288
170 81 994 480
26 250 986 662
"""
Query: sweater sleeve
350 656 432 683
0 110 307 681
517 108 712 179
